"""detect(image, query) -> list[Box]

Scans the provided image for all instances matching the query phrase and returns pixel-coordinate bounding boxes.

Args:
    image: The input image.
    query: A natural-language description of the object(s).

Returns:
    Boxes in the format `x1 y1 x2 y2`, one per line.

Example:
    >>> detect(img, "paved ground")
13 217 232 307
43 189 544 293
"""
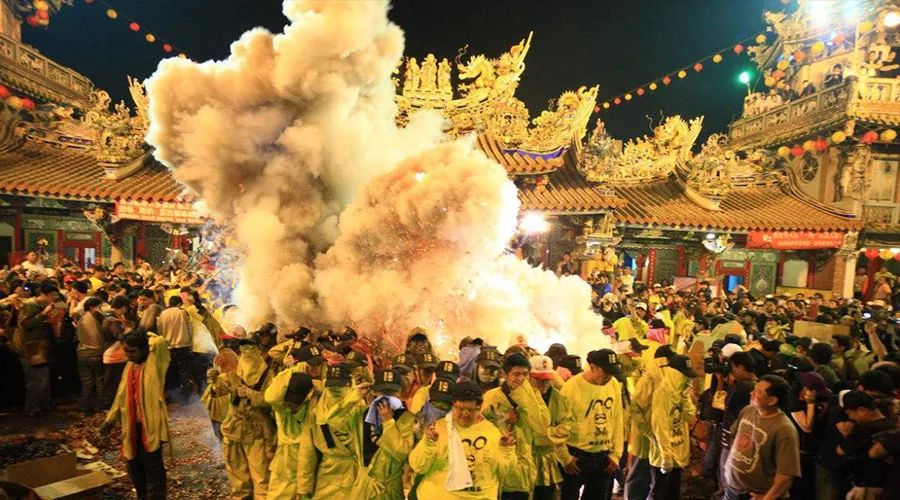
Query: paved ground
0 400 715 499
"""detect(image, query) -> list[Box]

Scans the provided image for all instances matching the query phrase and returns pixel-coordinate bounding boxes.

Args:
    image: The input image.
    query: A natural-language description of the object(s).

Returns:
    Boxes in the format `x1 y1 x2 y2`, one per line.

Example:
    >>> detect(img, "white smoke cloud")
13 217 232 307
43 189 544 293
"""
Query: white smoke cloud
145 0 607 355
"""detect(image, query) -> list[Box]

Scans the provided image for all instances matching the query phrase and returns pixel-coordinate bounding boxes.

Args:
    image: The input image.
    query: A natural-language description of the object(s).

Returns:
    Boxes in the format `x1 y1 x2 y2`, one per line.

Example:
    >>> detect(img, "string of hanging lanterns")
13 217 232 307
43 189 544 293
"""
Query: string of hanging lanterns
594 32 770 113
83 0 188 59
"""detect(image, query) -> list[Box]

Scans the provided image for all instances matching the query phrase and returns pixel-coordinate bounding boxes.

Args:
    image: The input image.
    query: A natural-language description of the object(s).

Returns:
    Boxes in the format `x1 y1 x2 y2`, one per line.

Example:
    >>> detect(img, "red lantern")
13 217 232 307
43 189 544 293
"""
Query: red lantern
0 86 8 99
894 252 900 262
162 43 173 53
865 248 880 259
25 15 38 27
36 10 49 21
85 0 94 3
772 69 785 80
129 22 140 32
593 106 600 113
663 75 672 85
19 98 35 111
613 97 622 105
814 138 829 152
790 145 804 157
636 87 645 96
694 62 703 72
734 44 745 54
862 130 879 144
832 33 846 45
793 50 806 62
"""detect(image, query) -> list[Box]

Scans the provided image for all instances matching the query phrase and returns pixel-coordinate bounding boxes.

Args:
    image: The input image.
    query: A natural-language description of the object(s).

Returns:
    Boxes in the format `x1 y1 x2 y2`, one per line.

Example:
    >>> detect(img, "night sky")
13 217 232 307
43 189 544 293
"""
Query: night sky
22 0 782 141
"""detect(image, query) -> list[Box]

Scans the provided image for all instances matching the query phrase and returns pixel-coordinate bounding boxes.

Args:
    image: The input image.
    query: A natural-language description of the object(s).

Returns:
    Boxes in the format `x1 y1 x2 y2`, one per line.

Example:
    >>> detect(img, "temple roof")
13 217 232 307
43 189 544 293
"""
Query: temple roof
614 177 862 232
0 139 188 203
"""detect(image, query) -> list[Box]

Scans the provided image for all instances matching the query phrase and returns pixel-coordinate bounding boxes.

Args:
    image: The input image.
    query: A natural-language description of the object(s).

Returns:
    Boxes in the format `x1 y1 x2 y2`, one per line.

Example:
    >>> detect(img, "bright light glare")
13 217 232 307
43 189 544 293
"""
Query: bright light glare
885 11 900 28
891 247 900 254
414 171 426 182
843 2 860 23
738 71 751 84
809 1 833 26
706 232 716 240
520 212 549 234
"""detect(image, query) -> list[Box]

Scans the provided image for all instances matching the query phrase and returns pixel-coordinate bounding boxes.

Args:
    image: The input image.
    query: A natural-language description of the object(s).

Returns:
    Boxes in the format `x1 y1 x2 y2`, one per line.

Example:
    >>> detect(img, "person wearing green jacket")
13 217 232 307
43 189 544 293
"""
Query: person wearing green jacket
264 368 316 500
296 363 369 499
100 330 170 500
481 352 547 499
210 338 276 500
528 355 573 500
351 369 416 500
648 354 699 499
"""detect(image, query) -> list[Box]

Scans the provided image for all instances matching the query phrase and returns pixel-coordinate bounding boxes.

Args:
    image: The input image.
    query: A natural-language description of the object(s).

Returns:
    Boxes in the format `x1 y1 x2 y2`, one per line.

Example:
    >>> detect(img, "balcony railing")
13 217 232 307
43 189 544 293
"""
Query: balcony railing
0 33 93 107
729 81 854 148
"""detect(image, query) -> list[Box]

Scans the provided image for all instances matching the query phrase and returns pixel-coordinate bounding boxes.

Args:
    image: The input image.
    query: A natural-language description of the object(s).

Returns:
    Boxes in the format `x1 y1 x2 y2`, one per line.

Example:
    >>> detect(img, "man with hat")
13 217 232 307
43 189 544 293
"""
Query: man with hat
405 327 434 356
208 335 276 499
626 343 674 500
264 370 316 500
557 354 583 382
410 360 459 414
417 377 456 430
407 354 440 413
648 355 698 499
352 368 416 499
290 344 325 382
613 302 649 341
267 326 311 372
344 348 373 385
409 380 517 498
475 347 502 391
482 353 548 499
297 363 369 499
528 354 574 500
559 349 625 500
392 353 418 408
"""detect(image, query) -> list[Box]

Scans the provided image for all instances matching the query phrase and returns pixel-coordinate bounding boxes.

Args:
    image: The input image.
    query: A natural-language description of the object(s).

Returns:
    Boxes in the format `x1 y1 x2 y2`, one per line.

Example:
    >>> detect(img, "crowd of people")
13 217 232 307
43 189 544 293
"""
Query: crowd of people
2 247 900 500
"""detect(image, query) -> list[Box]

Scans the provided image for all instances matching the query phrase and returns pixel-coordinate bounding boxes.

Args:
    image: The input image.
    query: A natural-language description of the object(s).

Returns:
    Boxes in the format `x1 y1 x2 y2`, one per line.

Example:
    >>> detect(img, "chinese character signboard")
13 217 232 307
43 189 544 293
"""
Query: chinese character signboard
745 231 844 250
115 201 203 225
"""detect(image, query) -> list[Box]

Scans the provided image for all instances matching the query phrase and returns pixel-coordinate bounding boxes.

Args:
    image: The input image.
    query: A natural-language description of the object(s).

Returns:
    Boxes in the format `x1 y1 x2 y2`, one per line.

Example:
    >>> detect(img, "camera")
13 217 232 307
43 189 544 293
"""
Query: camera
704 348 730 375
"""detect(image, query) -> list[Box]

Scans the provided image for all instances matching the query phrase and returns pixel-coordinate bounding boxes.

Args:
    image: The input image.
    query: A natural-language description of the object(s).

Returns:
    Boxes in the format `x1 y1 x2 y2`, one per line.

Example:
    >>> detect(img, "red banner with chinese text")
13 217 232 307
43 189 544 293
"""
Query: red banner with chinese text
745 231 844 250
115 201 204 225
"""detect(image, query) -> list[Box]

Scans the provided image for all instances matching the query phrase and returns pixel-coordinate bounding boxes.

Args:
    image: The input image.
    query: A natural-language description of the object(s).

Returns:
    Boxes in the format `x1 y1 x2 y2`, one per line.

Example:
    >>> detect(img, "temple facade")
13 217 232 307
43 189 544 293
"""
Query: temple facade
0 2 201 268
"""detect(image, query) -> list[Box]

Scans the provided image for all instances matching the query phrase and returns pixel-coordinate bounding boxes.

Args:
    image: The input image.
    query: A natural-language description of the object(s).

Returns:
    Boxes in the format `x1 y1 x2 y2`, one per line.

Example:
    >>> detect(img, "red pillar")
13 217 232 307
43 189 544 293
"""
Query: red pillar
136 222 147 258
647 248 657 284
13 210 22 251
676 246 686 277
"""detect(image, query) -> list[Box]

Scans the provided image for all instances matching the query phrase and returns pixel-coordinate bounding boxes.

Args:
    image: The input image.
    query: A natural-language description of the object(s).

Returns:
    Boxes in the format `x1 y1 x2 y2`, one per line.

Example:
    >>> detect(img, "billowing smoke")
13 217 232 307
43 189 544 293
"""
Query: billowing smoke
146 0 606 355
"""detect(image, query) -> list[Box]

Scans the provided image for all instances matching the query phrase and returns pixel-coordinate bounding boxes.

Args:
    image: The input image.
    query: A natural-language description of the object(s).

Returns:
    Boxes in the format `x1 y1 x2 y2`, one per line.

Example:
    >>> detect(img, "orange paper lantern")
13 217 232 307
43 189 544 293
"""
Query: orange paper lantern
636 88 645 96
793 50 806 62
814 138 829 152
791 145 804 157
663 76 672 85
694 62 703 72
162 44 173 53
614 97 622 105
862 130 879 144
129 22 140 32
865 248 880 259
734 44 744 54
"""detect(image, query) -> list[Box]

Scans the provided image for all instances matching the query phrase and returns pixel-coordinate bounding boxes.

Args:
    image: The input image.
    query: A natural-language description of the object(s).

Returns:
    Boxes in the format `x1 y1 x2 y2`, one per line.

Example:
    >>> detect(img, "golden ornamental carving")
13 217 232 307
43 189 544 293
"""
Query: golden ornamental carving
684 134 740 198
82 79 147 166
578 116 704 185
522 86 598 151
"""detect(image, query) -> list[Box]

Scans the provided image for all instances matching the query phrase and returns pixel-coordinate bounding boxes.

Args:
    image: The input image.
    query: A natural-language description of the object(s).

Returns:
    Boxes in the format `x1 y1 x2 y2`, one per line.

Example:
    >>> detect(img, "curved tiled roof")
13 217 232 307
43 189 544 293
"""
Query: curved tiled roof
614 177 862 232
0 140 189 202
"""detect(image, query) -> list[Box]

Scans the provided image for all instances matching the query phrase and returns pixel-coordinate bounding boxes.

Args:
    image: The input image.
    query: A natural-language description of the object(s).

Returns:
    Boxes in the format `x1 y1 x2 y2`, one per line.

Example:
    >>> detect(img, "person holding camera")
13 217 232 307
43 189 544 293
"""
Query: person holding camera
710 350 757 499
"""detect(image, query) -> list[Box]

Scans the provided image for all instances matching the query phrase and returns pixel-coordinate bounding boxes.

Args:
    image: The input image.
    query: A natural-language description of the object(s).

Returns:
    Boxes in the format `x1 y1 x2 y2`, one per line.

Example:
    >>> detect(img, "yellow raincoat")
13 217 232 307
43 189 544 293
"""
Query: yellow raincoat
296 387 366 499
213 346 275 500
409 384 430 414
350 410 416 500
482 383 547 493
531 387 573 487
613 316 648 341
628 356 664 460
264 365 317 500
559 373 625 465
408 417 516 499
648 367 696 469
104 334 170 460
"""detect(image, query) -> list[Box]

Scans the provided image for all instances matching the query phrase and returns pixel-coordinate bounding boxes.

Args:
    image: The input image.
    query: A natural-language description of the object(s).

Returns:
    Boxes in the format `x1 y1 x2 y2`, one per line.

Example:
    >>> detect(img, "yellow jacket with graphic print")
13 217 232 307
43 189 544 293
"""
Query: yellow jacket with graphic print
408 417 516 499
559 373 625 465
648 367 696 469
